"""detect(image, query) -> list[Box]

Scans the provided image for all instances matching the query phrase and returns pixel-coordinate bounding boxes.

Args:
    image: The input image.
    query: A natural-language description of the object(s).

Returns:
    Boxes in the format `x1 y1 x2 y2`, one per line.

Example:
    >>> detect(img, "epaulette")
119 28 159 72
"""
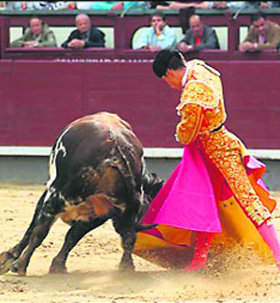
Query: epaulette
177 80 219 112
196 61 220 76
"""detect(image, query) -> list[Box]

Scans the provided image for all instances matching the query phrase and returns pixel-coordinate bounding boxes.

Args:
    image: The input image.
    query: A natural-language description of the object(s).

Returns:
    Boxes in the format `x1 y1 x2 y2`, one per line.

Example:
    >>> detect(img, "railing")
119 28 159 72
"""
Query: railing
0 8 280 59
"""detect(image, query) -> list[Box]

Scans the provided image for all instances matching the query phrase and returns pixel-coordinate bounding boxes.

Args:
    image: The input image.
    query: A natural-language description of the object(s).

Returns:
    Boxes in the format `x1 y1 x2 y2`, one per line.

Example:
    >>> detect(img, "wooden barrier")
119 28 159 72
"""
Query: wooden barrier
0 8 280 57
0 9 280 149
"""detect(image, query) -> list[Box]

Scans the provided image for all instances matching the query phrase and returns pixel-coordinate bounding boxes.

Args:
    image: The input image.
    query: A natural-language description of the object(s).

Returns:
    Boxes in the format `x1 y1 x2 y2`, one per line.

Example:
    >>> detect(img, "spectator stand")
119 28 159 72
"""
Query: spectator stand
0 7 280 60
1 7 280 188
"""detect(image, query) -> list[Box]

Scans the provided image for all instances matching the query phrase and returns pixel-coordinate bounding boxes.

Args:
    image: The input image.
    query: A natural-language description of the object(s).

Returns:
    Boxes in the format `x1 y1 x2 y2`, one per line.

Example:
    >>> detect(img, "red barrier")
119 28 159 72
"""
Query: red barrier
0 11 280 149
0 59 279 149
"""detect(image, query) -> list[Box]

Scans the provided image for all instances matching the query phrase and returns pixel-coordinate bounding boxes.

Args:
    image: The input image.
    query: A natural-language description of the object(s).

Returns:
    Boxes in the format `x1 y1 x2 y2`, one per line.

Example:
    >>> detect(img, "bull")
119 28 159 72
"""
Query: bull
0 112 163 275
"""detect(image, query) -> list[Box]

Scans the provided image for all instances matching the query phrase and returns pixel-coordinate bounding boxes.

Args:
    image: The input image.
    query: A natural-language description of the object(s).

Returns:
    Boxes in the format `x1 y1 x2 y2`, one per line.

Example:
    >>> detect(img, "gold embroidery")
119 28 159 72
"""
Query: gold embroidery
175 104 204 145
198 128 272 226
176 60 227 134
175 59 271 226
177 80 218 111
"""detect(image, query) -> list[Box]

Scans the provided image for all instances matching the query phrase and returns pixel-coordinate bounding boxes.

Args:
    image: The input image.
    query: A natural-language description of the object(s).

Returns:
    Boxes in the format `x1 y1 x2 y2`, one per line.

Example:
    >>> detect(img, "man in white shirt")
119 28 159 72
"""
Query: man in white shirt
133 11 177 52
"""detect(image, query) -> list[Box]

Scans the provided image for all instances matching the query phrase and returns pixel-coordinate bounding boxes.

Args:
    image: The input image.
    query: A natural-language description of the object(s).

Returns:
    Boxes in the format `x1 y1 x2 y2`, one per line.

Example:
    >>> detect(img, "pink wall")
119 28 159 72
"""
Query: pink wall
1 59 279 149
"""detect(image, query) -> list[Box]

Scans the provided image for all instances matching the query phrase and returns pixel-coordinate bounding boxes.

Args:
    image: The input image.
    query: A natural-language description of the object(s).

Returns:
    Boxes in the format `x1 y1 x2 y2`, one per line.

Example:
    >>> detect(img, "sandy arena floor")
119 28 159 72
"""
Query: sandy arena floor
0 183 280 303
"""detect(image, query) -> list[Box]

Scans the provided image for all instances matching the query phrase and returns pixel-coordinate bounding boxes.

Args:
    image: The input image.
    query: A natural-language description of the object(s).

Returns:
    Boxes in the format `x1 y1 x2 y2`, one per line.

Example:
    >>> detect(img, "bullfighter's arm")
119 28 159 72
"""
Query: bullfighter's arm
175 103 204 145
175 80 218 145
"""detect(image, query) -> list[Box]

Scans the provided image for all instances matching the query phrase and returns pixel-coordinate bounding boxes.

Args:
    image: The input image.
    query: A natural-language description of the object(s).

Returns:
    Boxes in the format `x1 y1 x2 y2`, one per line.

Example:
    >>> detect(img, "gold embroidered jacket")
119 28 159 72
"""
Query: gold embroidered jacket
176 59 227 145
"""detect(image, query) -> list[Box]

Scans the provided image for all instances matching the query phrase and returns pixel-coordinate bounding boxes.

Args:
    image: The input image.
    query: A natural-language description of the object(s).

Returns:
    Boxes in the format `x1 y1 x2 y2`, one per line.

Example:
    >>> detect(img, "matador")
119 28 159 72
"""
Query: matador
133 50 280 272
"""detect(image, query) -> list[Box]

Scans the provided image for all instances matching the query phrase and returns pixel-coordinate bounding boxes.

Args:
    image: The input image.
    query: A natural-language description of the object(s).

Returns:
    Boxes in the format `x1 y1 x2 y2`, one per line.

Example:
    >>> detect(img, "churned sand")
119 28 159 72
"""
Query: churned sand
0 183 279 303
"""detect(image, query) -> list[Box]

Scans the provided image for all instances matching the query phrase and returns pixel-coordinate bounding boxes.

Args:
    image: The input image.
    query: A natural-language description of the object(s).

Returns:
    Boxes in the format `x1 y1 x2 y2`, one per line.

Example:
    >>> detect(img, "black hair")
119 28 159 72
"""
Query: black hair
152 49 185 78
150 11 166 22
251 12 266 23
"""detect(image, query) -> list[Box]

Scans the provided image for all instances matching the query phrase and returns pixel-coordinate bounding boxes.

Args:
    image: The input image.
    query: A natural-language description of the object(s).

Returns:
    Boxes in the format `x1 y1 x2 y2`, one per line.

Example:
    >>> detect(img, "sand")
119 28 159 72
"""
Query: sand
0 183 280 303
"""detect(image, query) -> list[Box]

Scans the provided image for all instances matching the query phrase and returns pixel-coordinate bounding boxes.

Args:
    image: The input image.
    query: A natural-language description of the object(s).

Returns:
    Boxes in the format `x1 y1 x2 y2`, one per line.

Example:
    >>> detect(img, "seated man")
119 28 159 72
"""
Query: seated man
208 1 258 9
10 16 57 48
177 14 220 52
150 1 210 9
133 11 177 52
239 12 280 52
61 14 105 48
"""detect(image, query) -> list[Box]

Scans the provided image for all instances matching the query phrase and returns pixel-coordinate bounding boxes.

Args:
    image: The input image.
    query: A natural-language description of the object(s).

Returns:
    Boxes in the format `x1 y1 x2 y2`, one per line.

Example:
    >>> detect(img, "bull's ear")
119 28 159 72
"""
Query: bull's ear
135 223 158 232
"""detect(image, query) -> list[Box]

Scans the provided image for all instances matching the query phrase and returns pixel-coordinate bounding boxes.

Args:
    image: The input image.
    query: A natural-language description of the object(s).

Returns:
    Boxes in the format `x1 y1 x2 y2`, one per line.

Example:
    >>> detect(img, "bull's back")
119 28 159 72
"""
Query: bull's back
62 112 143 167
46 112 145 222
48 112 144 198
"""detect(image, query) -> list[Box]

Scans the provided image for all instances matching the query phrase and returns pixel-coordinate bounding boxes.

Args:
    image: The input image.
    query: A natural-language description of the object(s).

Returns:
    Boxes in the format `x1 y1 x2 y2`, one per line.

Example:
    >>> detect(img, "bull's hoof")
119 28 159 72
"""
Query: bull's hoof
119 262 135 272
49 264 67 274
0 251 16 275
49 257 68 274
11 265 26 277
10 259 27 276
10 264 26 276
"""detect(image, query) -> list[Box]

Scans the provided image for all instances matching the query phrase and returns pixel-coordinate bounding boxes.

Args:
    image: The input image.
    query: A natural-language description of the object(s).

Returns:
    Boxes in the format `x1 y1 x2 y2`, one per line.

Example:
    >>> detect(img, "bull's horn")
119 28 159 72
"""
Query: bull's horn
135 223 158 232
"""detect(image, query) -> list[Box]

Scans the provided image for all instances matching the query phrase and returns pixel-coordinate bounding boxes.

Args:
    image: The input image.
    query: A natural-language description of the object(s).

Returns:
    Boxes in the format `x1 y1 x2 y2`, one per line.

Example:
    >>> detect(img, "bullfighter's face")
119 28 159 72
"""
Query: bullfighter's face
163 68 185 90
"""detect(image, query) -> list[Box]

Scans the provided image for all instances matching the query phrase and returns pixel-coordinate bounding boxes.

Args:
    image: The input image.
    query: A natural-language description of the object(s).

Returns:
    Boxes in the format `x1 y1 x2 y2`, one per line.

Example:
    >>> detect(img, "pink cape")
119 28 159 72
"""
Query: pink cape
142 142 222 233
134 143 276 268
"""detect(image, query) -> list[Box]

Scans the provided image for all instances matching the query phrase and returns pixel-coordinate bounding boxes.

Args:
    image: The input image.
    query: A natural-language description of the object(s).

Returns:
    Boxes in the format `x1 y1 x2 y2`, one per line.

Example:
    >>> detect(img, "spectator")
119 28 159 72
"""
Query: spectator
0 2 7 9
208 1 253 9
35 2 68 10
150 1 211 9
253 1 280 8
61 14 105 48
133 11 176 51
10 16 57 47
177 14 220 52
239 12 280 52
74 1 93 10
76 1 119 10
9 1 68 10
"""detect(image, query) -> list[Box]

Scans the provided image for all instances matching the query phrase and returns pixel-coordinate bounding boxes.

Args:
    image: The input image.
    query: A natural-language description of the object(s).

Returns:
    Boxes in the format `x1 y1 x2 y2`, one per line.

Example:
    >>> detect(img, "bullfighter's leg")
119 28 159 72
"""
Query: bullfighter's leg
183 232 213 271
113 209 137 271
199 130 280 269
49 217 108 274
0 191 47 275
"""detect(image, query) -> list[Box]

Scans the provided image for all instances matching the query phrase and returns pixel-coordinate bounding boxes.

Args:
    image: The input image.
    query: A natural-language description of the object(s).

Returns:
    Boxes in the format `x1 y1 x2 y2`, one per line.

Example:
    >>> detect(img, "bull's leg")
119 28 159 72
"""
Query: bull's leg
49 217 108 274
113 211 137 271
11 213 56 276
0 191 47 275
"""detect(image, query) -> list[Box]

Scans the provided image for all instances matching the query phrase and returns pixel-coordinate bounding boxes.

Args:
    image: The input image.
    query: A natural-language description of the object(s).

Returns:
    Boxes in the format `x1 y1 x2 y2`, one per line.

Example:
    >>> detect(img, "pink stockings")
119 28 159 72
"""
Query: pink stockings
183 232 213 271
184 222 280 272
258 221 280 270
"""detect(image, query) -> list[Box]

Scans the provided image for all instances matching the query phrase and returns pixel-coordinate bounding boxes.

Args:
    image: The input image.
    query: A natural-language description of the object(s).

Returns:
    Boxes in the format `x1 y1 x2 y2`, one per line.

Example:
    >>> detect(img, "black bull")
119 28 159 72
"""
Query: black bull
0 112 163 275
